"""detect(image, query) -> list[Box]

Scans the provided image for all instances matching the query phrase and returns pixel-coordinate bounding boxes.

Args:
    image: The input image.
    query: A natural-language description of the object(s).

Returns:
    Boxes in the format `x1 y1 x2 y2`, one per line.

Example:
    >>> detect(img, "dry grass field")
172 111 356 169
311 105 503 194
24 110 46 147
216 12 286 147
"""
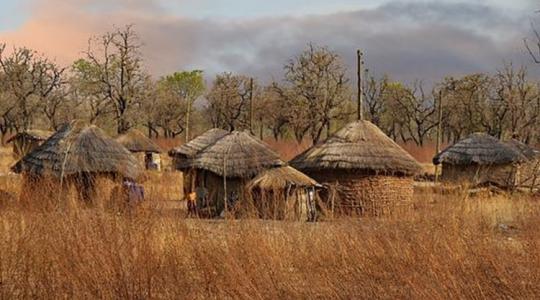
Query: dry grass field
1 145 540 298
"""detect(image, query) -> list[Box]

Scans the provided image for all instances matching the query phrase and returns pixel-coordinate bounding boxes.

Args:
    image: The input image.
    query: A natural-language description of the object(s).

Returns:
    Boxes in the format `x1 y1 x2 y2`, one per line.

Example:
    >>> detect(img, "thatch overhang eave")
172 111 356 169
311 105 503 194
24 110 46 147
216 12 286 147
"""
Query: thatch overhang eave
296 165 418 177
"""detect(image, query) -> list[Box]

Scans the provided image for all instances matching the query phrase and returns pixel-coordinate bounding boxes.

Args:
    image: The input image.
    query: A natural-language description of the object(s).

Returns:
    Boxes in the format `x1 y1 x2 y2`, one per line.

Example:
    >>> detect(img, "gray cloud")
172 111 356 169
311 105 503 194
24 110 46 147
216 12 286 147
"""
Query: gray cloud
133 1 537 84
3 0 538 85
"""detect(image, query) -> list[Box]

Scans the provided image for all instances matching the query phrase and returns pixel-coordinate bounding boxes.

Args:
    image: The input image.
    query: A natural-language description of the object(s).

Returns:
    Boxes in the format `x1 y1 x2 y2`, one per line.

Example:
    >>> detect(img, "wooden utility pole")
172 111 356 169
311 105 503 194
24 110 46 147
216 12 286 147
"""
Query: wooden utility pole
435 89 444 183
185 100 192 142
249 77 254 134
357 50 364 121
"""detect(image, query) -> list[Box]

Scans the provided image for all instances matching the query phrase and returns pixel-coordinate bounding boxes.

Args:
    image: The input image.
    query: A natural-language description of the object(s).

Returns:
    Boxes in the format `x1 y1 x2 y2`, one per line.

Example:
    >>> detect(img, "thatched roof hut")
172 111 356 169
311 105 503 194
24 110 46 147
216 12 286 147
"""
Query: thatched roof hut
7 130 53 159
505 139 539 161
168 128 228 170
291 120 422 216
433 133 525 166
247 166 318 191
246 166 320 221
191 131 284 178
12 122 141 180
116 129 162 153
186 130 284 217
292 121 422 175
433 133 538 189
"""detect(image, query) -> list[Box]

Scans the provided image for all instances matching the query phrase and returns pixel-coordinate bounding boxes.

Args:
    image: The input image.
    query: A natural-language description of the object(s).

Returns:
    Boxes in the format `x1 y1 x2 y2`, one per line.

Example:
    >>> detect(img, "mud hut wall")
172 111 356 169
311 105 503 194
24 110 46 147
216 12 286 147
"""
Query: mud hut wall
197 170 246 214
306 171 414 216
441 163 517 188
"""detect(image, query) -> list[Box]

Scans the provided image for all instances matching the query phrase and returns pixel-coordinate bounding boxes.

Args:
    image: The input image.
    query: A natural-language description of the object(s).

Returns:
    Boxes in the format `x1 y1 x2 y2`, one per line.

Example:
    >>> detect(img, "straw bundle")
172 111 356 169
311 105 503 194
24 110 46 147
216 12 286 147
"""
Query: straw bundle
291 120 422 176
116 129 162 153
191 131 284 178
12 121 141 180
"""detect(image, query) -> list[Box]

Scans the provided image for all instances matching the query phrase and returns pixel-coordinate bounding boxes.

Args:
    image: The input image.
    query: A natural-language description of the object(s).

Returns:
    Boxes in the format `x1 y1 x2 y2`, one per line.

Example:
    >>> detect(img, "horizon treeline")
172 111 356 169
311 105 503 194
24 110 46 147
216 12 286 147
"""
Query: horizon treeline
0 25 539 146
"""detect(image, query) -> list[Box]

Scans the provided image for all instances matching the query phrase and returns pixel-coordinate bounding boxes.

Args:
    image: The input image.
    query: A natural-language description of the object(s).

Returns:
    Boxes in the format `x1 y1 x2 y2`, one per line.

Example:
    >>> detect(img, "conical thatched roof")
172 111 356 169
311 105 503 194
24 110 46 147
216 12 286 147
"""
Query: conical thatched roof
290 121 422 176
247 166 319 191
116 129 162 153
168 128 228 158
191 131 284 178
6 129 53 143
433 133 527 166
504 139 539 161
12 122 141 179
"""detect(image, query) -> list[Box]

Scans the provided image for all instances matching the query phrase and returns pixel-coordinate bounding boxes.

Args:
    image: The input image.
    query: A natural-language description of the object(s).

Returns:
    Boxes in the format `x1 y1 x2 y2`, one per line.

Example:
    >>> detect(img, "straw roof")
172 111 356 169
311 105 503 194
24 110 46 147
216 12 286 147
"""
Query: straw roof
504 139 539 161
247 166 319 191
12 122 141 179
290 120 422 176
191 131 284 178
116 129 162 153
433 133 527 166
169 128 228 158
6 130 53 143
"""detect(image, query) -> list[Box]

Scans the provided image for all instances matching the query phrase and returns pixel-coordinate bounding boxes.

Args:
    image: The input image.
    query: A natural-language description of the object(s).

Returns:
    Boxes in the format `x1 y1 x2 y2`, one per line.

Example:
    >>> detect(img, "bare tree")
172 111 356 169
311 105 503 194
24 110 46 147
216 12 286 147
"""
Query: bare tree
363 72 389 127
525 21 540 63
70 59 113 125
390 81 437 146
256 84 289 140
0 44 66 131
491 64 539 141
76 25 149 134
206 73 253 131
277 44 351 144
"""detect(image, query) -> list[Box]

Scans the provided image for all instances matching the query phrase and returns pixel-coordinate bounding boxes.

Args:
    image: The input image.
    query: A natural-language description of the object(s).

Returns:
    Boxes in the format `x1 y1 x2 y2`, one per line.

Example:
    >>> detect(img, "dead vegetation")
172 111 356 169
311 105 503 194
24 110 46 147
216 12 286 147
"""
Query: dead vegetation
0 168 539 298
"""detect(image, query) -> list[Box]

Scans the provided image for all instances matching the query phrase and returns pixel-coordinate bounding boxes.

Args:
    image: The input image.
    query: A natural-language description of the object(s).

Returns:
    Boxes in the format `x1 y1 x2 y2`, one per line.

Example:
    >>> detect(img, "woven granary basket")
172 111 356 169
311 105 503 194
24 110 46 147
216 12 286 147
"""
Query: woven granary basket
310 171 414 217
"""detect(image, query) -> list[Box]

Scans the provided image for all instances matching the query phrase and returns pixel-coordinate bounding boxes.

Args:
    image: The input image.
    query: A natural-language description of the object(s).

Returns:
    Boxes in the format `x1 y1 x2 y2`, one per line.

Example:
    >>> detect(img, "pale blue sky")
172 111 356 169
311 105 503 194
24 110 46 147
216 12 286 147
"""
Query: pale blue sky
0 1 27 30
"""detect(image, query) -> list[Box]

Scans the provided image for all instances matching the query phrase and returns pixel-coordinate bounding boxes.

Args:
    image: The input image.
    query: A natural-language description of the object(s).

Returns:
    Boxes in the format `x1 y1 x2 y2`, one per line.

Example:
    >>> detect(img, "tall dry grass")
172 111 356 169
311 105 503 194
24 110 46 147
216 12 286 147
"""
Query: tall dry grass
1 171 539 298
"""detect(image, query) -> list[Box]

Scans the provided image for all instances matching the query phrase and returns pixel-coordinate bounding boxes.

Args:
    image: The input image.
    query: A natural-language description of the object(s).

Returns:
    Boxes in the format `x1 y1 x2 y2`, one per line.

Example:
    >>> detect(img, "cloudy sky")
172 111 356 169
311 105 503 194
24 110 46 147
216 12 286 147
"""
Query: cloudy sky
0 0 538 83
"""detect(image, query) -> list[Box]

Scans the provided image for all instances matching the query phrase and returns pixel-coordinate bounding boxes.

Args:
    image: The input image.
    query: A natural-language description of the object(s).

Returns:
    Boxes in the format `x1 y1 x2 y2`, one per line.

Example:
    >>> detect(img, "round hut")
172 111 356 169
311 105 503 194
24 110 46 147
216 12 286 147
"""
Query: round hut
433 133 533 189
168 128 228 196
247 166 320 221
189 131 284 217
12 121 141 205
6 130 53 160
290 120 422 216
116 129 162 170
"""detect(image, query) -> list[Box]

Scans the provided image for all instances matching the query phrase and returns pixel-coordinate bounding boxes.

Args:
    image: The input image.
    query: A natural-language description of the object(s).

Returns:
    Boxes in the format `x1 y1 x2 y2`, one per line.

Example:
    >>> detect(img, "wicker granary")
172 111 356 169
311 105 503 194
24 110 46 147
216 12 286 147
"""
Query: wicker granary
7 130 53 160
116 129 162 170
12 121 142 203
291 120 422 216
246 166 320 220
433 133 538 189
188 130 284 217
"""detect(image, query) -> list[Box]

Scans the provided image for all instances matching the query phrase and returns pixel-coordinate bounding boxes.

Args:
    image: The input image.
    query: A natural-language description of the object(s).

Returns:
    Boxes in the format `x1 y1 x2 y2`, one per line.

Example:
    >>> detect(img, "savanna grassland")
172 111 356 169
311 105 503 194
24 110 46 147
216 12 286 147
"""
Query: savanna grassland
0 145 539 299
